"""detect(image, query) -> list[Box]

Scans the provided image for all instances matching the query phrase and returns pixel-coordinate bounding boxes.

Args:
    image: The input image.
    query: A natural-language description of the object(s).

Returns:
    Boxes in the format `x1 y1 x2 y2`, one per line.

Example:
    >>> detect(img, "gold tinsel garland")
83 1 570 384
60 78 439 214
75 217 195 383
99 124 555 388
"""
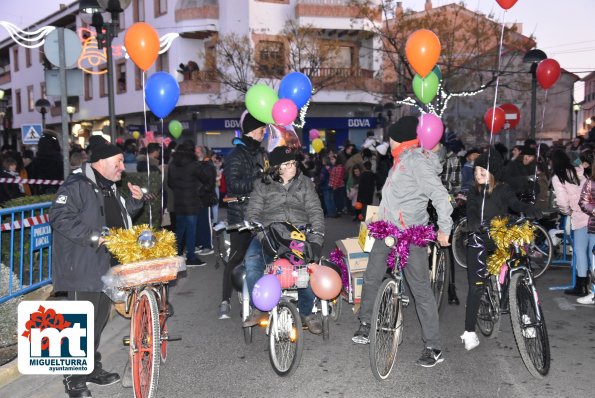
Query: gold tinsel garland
486 216 535 275
103 224 177 264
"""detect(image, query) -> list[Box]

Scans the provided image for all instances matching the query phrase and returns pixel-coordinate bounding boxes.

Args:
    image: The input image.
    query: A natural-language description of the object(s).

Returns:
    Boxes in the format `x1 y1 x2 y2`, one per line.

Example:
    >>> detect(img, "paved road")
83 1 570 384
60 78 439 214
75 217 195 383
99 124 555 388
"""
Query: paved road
2 216 595 397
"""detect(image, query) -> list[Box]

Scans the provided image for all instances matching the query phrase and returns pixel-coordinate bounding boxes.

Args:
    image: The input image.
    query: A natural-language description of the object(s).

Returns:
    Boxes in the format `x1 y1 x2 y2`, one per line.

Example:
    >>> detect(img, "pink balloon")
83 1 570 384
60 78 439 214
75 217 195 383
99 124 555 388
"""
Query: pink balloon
272 99 298 126
272 258 296 289
416 114 444 150
309 129 320 140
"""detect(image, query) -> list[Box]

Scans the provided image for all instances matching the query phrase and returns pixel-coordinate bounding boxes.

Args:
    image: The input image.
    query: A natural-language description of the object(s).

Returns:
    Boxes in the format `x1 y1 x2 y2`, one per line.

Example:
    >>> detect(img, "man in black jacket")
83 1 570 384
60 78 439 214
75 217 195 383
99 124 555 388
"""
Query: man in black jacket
218 111 267 319
50 143 145 398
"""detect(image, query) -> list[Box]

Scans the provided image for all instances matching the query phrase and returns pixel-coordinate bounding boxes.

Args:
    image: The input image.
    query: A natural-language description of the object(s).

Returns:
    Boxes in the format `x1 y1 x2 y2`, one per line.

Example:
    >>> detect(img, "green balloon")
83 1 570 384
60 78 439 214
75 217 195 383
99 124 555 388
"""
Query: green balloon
245 84 278 124
168 120 183 139
413 72 439 104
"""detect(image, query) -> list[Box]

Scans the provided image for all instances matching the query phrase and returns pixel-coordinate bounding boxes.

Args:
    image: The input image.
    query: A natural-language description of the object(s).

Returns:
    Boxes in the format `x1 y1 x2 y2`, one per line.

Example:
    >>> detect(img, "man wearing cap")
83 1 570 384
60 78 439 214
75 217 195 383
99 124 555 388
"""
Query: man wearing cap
352 116 452 368
504 145 538 200
50 143 145 398
219 111 268 319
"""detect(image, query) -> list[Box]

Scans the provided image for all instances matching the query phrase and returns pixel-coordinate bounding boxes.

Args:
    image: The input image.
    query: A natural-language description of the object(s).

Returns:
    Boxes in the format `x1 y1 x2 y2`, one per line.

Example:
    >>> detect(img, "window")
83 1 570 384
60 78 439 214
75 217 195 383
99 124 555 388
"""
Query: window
12 47 19 72
135 66 142 91
116 60 127 93
27 85 34 111
156 52 169 73
118 12 126 32
84 73 93 100
40 82 46 99
25 48 32 68
39 48 45 64
133 0 145 22
335 46 354 68
99 66 108 97
154 0 167 17
258 41 284 76
15 89 21 114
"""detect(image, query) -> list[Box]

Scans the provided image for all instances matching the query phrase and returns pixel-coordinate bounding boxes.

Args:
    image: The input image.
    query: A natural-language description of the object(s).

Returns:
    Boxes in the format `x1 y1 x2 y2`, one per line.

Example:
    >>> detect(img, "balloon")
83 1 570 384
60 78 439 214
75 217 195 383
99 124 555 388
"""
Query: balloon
417 113 444 150
245 84 278 124
272 258 296 289
145 72 180 119
358 214 364 221
278 72 312 109
309 129 320 140
354 202 363 210
116 137 124 145
309 264 342 300
536 58 561 90
132 131 140 140
168 120 183 138
252 274 282 311
432 65 442 81
124 22 160 71
266 124 301 152
405 29 441 78
499 103 521 130
162 137 172 148
496 0 518 10
272 99 298 126
231 264 246 292
312 138 324 153
484 107 506 135
412 72 439 104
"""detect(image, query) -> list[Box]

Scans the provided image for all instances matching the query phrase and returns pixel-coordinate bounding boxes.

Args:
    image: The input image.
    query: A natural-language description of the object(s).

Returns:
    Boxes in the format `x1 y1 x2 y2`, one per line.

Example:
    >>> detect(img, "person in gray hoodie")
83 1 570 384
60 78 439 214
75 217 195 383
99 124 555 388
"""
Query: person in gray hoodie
352 116 452 368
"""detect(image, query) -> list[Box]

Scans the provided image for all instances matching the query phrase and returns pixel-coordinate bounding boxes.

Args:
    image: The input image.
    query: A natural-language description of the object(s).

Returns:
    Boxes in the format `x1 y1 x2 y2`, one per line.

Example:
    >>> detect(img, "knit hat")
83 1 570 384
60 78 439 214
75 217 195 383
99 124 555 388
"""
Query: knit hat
241 111 266 135
521 146 536 156
475 150 504 181
269 146 295 167
87 135 108 153
388 116 418 143
90 143 123 163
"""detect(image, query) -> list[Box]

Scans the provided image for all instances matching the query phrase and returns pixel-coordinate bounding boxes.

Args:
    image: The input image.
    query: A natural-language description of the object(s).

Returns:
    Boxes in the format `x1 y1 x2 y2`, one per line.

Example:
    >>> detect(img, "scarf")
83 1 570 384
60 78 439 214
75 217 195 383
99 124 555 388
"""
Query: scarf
391 139 419 166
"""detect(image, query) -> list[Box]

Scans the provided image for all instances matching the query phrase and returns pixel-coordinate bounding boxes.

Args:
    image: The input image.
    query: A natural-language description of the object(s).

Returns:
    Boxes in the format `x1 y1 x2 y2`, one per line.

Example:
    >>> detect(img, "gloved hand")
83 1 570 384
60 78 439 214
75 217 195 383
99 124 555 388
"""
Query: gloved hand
476 231 496 254
310 243 322 262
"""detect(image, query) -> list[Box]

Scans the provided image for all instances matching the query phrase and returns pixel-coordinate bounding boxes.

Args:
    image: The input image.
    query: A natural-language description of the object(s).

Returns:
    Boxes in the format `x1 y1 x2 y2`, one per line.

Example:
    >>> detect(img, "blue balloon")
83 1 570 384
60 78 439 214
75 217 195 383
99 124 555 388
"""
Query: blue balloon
278 72 312 109
145 72 180 119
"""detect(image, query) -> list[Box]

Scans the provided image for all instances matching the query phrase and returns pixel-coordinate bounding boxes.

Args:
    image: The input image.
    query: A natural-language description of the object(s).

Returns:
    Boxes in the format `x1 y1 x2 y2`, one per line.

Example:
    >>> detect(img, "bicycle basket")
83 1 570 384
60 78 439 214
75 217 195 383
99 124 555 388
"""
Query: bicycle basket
267 262 310 289
261 221 314 263
105 256 186 289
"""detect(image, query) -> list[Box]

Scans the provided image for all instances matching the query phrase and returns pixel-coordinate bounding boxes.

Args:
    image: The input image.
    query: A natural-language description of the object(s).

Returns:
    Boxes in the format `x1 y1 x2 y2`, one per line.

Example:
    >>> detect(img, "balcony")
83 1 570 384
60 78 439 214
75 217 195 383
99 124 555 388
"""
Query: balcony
175 0 219 22
301 67 383 92
0 69 10 85
179 70 220 94
295 0 380 20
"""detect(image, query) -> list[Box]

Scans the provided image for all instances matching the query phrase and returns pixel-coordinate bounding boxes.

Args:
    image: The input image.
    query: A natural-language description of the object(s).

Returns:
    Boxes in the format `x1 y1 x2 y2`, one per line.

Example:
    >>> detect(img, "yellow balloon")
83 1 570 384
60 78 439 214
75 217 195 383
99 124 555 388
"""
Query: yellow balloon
132 131 140 139
312 138 324 153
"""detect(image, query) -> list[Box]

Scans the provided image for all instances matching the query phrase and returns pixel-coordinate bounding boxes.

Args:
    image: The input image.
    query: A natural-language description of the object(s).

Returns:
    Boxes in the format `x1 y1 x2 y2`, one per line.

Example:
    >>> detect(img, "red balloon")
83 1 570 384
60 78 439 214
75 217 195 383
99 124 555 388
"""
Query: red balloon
536 59 561 90
496 0 518 10
484 107 506 135
498 103 521 130
272 258 296 289
309 264 342 300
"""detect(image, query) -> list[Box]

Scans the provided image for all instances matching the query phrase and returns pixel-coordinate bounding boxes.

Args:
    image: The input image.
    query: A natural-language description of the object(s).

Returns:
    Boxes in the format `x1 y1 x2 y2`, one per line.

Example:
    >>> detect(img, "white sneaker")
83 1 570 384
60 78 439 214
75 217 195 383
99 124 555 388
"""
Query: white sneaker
577 292 595 305
460 331 480 351
521 314 536 338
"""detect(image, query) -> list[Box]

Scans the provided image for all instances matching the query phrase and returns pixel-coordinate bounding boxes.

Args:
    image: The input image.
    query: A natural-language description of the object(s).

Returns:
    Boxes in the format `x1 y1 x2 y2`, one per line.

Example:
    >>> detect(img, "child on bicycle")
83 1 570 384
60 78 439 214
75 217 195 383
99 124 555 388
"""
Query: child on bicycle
462 150 541 351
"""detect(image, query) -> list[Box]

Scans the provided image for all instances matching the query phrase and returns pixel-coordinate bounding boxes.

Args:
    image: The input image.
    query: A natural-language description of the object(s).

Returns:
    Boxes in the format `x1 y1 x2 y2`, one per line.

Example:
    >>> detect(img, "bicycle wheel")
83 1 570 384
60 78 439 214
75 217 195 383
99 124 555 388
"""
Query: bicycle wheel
527 224 552 279
477 276 501 338
429 243 449 311
369 278 403 381
159 285 168 363
329 296 342 322
269 300 303 377
509 272 551 378
452 218 468 269
131 290 160 398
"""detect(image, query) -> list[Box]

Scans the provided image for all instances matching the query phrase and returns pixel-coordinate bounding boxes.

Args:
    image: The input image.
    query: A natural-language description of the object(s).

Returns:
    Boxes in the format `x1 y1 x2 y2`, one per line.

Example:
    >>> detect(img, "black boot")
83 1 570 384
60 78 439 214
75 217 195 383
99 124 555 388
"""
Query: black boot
448 283 460 305
564 276 588 296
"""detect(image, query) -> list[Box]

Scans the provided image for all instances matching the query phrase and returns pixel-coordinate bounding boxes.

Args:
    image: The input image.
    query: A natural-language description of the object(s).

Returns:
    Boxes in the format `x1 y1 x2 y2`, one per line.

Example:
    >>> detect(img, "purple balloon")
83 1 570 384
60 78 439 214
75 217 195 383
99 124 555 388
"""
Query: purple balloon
252 274 282 311
417 113 444 150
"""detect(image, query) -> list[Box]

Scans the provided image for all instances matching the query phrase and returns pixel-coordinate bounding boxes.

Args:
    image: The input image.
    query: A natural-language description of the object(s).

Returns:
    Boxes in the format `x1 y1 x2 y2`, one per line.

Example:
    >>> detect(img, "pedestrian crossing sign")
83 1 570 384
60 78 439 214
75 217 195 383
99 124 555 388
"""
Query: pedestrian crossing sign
21 124 43 145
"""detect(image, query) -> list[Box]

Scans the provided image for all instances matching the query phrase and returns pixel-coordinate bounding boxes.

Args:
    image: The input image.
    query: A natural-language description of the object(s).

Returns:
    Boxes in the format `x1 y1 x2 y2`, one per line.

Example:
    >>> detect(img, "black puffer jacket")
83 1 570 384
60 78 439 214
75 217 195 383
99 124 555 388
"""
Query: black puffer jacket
167 150 209 215
223 137 267 224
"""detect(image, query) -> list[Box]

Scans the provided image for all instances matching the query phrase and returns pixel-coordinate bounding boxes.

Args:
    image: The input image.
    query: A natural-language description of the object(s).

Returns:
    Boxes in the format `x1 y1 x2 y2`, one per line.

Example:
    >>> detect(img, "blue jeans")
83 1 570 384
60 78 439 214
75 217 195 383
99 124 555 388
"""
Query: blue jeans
323 188 336 217
244 237 316 315
589 234 595 291
573 227 589 277
176 214 198 261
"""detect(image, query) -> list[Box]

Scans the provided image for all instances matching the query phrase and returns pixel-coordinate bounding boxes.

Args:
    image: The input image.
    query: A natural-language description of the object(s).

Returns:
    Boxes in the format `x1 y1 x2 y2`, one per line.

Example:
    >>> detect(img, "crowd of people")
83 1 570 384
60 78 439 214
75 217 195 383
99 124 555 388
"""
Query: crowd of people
1 112 594 396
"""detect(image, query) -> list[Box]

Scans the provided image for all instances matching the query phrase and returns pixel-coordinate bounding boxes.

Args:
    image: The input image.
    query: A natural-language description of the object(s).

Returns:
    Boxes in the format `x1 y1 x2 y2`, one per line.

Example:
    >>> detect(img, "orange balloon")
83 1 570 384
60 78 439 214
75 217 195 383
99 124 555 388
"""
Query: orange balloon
354 201 363 210
124 22 160 71
405 29 441 78
309 264 342 300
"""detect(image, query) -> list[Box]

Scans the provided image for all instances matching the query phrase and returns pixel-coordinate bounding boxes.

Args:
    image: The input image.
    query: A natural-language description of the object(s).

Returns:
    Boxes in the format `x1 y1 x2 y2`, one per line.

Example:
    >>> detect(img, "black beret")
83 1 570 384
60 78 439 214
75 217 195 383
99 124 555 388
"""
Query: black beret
269 146 296 167
475 150 504 181
388 116 418 143
90 143 123 163
241 111 266 135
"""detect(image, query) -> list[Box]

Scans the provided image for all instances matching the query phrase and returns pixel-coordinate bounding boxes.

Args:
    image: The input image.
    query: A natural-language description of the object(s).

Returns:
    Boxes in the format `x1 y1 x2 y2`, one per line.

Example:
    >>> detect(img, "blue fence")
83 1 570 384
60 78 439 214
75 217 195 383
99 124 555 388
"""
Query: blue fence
0 202 53 304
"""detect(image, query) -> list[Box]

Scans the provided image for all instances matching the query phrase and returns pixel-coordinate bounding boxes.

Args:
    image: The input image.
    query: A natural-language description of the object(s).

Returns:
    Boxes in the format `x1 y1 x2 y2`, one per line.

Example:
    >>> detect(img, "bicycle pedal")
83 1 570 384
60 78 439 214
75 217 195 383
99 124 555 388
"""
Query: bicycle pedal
401 295 410 307
122 336 130 346
163 335 182 342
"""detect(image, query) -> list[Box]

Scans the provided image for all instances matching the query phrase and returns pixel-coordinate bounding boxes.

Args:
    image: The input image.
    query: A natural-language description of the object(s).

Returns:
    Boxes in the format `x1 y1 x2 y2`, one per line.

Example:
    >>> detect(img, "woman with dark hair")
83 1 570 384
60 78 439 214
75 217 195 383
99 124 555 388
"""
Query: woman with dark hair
243 146 325 334
550 149 589 296
577 163 595 304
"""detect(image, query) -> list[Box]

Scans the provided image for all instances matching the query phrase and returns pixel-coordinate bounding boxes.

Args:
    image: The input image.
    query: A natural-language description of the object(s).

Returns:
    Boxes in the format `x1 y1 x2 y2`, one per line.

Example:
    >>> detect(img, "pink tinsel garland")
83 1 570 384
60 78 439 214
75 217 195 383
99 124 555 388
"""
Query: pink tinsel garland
367 221 436 269
329 247 350 291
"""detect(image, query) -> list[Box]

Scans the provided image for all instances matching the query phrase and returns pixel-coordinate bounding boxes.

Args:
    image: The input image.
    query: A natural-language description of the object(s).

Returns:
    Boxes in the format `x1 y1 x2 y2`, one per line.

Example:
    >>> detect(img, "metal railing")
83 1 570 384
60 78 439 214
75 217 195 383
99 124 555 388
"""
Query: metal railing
301 67 374 79
0 202 53 304
298 0 351 5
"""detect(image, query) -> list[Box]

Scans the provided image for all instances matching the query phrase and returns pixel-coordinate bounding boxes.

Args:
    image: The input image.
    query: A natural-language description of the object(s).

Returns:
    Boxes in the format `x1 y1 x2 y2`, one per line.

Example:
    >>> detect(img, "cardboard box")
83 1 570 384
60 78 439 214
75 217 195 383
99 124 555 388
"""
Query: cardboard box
358 221 375 252
336 238 369 273
351 271 364 303
364 205 379 223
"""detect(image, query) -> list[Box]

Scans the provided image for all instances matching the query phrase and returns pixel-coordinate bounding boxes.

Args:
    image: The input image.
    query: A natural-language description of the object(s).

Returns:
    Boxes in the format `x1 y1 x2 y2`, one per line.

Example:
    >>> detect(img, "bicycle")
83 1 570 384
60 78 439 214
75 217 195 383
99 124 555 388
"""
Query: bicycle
452 215 553 279
108 256 185 398
475 216 551 378
428 241 449 311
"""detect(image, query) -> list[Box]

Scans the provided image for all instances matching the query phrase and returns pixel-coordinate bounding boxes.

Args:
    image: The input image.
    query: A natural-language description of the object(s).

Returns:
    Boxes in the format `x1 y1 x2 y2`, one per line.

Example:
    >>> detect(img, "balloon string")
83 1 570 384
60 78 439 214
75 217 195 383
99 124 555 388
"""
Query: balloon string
480 10 506 225
160 118 164 222
530 90 549 195
142 71 152 228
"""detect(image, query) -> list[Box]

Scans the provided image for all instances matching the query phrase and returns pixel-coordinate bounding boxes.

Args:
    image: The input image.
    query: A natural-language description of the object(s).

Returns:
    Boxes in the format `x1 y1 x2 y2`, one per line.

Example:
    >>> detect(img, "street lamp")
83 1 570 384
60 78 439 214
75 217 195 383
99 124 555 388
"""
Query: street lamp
79 0 131 143
34 98 51 129
66 105 76 122
573 103 581 137
523 49 547 141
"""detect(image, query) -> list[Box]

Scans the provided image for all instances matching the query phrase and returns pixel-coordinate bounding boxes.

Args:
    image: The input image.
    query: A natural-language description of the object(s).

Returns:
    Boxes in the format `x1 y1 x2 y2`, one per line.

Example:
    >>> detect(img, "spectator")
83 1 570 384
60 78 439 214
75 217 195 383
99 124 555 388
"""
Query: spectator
320 156 335 217
329 155 346 216
461 149 481 193
503 146 538 200
29 130 64 194
70 150 87 173
0 157 24 204
509 145 523 164
357 161 377 218
137 143 161 173
346 164 361 220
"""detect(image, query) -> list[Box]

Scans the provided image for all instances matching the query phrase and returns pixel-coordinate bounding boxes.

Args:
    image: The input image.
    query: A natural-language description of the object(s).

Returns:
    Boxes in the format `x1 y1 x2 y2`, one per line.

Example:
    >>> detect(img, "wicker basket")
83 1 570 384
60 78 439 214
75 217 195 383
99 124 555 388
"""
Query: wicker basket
110 256 186 288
